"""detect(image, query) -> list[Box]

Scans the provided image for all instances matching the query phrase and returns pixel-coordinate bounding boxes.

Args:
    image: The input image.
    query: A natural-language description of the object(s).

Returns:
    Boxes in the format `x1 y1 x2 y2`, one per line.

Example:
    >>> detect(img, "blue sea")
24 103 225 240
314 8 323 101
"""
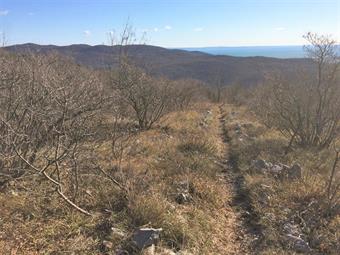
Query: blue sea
181 46 306 58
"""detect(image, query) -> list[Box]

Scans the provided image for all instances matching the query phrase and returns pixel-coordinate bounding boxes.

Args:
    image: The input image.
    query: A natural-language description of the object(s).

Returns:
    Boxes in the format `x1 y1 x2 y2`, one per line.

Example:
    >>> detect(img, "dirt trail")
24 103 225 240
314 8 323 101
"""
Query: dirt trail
217 104 263 254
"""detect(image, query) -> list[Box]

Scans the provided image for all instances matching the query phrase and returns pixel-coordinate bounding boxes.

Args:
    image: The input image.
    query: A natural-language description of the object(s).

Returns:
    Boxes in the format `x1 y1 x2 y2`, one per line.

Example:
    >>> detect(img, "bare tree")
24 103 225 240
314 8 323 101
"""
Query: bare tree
171 79 199 110
107 23 174 130
114 61 174 129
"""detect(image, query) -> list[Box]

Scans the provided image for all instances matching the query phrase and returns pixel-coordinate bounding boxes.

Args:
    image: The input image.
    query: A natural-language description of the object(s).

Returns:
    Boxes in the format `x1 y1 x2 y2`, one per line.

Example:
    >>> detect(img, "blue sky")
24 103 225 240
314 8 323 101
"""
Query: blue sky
0 0 339 47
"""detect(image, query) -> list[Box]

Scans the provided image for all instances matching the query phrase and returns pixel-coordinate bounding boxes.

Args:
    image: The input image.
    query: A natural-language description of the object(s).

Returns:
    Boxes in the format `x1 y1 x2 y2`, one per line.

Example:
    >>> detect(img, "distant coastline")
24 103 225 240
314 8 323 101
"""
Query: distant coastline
179 45 306 58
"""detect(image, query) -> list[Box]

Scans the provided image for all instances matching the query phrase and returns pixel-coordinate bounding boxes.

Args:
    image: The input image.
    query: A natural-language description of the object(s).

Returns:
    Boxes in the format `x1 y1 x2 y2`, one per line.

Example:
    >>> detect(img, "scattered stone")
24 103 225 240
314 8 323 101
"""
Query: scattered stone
111 227 126 238
115 249 128 255
283 222 300 236
260 184 272 189
286 234 311 253
102 240 113 249
251 159 268 171
132 228 162 250
283 222 311 253
142 244 155 255
266 162 273 168
269 164 284 174
169 204 176 210
175 192 192 204
177 180 190 190
177 180 196 194
277 163 302 180
288 164 302 179
10 190 19 197
251 159 302 180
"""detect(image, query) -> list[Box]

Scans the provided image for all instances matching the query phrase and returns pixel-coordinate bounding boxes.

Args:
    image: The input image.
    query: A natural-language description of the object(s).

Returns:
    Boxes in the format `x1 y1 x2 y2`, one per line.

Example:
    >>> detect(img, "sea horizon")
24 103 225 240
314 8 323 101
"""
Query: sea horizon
179 45 307 58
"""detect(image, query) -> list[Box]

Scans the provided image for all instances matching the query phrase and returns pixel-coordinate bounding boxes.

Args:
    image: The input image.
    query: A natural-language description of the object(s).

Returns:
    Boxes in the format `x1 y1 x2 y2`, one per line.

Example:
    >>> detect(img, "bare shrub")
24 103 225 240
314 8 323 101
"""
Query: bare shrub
113 60 174 129
0 51 104 214
171 79 199 110
107 23 187 130
252 33 340 149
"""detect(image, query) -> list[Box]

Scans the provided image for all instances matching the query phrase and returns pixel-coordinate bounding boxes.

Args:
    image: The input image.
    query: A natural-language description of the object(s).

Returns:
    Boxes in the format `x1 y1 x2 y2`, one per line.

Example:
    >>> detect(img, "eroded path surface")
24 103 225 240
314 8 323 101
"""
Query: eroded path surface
217 104 263 255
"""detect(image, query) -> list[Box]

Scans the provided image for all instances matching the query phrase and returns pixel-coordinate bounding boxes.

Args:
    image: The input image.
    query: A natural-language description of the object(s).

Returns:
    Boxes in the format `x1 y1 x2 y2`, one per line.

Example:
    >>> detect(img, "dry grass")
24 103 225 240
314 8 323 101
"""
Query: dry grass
3 102 336 254
0 103 240 254
222 104 340 254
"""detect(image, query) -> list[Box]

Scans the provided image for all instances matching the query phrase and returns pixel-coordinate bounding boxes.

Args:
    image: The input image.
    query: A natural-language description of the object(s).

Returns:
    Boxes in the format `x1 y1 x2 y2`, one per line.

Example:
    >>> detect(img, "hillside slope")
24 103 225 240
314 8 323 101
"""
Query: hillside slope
0 103 248 254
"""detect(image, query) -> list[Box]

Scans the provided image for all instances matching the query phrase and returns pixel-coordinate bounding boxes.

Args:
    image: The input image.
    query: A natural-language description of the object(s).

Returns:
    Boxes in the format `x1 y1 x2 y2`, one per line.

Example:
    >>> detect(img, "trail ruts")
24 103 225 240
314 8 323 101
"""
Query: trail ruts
218 104 264 254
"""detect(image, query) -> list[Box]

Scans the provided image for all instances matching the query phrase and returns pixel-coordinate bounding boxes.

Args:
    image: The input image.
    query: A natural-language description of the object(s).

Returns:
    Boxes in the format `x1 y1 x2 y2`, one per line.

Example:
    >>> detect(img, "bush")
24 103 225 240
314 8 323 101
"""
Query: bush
112 60 175 130
251 33 340 149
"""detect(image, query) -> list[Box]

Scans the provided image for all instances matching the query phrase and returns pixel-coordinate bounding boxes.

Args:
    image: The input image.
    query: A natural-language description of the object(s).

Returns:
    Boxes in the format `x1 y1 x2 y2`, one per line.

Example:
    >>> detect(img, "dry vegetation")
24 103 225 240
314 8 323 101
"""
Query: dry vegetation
0 47 241 254
218 33 339 254
0 98 242 254
220 104 339 254
0 32 339 254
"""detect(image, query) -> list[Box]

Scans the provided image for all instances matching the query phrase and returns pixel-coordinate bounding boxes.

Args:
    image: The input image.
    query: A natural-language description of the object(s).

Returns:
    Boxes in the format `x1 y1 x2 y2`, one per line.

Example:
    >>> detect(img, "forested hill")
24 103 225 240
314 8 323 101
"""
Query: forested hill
5 43 314 86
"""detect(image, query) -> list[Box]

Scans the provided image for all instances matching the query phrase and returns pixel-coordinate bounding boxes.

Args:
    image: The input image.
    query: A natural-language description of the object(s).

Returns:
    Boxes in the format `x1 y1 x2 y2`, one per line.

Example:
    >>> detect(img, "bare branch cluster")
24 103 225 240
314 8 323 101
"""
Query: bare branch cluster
252 33 340 149
0 51 104 214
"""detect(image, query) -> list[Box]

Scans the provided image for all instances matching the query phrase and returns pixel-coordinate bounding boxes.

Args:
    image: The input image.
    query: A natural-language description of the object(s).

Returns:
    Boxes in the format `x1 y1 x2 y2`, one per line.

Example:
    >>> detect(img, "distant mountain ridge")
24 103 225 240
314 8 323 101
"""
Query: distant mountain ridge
4 43 314 86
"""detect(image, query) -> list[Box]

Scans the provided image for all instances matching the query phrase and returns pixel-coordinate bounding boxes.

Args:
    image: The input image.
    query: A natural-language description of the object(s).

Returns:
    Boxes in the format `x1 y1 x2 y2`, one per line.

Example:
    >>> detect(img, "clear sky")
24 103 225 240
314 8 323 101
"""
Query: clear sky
0 0 339 47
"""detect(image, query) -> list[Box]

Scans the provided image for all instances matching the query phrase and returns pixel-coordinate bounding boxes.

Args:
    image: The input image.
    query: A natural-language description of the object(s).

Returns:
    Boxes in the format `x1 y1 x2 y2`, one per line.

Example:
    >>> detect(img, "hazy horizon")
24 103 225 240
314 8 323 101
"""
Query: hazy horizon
5 41 306 48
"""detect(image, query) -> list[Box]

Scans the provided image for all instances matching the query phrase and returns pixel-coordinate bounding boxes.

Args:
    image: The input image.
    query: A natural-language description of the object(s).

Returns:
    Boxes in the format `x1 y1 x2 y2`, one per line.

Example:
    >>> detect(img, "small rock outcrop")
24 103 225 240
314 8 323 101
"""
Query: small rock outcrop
132 228 163 250
283 222 311 253
250 159 302 180
252 159 270 171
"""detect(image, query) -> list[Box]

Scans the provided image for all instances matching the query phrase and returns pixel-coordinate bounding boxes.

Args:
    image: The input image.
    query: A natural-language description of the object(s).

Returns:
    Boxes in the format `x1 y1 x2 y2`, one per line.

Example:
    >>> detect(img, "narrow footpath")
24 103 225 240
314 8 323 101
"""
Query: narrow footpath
218 104 263 254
